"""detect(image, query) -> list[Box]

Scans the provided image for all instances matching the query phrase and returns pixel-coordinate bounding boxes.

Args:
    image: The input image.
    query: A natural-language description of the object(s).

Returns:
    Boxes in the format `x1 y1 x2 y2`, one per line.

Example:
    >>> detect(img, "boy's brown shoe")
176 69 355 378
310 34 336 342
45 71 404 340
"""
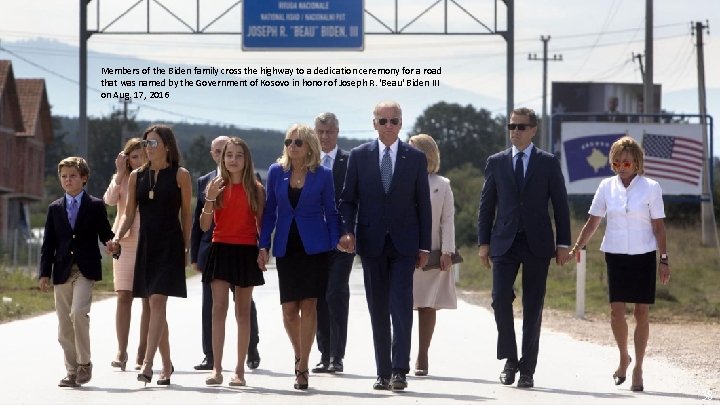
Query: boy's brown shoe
58 374 78 387
76 363 93 385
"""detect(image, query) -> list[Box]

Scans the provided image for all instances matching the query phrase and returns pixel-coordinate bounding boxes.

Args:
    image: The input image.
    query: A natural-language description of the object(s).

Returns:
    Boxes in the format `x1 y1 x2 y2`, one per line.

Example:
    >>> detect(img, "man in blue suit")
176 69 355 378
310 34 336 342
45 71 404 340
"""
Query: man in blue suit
339 101 432 391
312 112 354 374
477 107 571 389
190 136 261 371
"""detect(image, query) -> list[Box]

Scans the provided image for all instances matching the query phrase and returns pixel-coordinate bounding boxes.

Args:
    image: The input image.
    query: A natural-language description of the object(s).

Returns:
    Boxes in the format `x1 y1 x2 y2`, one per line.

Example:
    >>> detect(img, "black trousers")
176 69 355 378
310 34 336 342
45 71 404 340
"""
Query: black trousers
316 250 355 361
490 233 550 375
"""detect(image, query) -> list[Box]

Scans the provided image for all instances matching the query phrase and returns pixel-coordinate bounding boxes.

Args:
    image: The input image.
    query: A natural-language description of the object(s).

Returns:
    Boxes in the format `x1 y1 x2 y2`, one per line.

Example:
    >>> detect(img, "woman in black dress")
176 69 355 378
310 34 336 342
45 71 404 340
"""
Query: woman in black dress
112 125 193 385
258 124 339 390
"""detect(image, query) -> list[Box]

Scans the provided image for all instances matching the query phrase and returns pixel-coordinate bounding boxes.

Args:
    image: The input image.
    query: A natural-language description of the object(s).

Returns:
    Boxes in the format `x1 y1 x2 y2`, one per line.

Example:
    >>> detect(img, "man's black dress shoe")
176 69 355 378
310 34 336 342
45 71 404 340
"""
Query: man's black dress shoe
328 358 343 373
390 373 408 390
194 357 213 371
499 360 518 385
373 376 390 390
517 374 534 388
311 361 331 373
246 347 261 370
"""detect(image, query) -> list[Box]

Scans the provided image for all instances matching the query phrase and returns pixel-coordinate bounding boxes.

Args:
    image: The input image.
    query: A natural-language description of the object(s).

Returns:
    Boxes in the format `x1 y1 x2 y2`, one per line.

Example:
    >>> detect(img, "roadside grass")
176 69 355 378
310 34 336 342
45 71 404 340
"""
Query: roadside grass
457 220 720 322
0 257 197 323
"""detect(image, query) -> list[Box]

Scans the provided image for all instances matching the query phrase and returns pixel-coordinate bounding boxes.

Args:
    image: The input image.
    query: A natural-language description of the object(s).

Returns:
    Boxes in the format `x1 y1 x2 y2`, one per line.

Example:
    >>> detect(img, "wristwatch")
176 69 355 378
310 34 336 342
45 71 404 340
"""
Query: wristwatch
660 254 668 260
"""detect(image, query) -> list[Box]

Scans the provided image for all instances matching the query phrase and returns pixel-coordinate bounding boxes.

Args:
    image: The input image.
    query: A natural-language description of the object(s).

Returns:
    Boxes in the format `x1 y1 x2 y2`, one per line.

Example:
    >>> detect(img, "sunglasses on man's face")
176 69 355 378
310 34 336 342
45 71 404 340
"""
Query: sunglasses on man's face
284 138 304 148
141 139 159 149
612 161 633 169
507 123 534 131
376 118 400 126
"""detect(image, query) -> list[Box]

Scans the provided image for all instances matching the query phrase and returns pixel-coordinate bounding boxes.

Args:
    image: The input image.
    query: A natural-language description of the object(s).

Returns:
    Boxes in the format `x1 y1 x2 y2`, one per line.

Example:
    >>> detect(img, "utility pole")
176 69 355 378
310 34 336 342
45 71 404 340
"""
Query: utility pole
116 97 136 149
643 0 654 121
528 35 562 152
693 20 719 248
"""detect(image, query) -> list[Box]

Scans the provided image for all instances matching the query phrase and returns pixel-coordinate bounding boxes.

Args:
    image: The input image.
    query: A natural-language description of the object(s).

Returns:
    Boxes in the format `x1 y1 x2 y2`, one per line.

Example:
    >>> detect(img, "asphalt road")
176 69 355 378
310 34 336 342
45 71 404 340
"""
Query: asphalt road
0 262 709 404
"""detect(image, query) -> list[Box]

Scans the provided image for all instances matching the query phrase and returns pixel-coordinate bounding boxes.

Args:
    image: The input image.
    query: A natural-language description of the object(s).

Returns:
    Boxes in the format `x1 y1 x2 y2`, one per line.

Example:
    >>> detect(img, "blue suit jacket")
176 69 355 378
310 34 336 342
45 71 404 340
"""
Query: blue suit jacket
259 163 340 257
190 169 216 270
477 146 571 258
339 139 432 257
39 192 114 284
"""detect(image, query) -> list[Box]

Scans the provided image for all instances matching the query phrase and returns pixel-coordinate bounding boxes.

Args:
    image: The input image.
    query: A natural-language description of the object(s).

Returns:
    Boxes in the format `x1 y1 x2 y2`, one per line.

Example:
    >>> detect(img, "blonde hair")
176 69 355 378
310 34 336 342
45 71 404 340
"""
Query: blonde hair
212 137 263 213
408 134 440 174
609 136 645 175
57 157 90 186
122 138 144 172
277 124 321 172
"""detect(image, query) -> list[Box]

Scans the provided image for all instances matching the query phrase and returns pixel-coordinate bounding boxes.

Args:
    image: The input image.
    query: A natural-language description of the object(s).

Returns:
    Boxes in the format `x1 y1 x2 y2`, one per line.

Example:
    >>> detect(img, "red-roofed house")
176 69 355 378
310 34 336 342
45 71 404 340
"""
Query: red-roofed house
0 60 53 247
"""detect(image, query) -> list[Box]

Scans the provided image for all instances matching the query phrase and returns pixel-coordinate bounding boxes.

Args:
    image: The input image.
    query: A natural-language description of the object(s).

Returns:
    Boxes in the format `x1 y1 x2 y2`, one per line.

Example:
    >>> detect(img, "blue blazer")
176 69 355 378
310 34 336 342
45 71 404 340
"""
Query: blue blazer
39 192 114 284
260 163 340 257
339 139 432 257
477 146 571 258
190 169 217 270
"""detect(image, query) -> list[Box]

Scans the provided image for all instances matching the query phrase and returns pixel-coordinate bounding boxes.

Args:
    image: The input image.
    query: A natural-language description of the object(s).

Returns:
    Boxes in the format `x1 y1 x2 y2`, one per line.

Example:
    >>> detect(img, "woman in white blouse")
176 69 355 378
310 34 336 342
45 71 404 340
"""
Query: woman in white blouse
408 134 457 377
565 136 670 392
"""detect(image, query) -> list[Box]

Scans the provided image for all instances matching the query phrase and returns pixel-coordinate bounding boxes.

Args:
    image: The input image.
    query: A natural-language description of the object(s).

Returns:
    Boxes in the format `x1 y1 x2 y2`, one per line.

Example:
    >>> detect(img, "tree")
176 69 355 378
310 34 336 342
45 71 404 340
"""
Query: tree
445 163 485 247
410 102 506 174
86 111 137 195
183 135 212 181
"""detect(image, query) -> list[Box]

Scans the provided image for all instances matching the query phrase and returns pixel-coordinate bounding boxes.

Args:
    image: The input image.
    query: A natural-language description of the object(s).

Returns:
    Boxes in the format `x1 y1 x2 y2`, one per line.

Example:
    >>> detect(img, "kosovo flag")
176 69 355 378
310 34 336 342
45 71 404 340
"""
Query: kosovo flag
563 134 624 182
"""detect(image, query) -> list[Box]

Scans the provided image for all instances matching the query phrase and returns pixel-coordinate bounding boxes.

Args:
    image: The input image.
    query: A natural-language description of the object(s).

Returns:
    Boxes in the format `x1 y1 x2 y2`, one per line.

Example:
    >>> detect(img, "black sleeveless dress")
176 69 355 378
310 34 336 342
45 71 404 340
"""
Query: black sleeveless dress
133 166 187 298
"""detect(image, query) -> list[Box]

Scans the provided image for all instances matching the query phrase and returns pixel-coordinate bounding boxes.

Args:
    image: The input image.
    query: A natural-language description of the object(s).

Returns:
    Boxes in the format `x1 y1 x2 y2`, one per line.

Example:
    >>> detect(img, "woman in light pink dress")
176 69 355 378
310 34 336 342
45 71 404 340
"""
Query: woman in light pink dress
104 138 149 370
408 134 458 377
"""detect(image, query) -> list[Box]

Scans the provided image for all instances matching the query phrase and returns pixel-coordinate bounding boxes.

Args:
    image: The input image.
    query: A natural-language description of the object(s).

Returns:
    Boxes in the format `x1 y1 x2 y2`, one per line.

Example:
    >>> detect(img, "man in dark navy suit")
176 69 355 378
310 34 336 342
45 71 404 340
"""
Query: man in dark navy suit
339 101 432 391
311 112 354 374
190 136 261 370
477 107 571 389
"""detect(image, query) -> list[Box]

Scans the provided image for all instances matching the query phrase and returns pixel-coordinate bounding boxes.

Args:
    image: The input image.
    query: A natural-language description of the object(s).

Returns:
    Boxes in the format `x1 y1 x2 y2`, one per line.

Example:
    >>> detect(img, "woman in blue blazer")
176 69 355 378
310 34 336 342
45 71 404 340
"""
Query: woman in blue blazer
258 124 340 390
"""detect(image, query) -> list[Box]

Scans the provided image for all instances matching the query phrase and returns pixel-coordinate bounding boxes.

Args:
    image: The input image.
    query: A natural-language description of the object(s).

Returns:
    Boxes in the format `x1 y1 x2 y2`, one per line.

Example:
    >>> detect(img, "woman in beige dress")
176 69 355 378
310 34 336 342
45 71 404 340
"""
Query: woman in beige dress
408 134 458 377
104 138 149 370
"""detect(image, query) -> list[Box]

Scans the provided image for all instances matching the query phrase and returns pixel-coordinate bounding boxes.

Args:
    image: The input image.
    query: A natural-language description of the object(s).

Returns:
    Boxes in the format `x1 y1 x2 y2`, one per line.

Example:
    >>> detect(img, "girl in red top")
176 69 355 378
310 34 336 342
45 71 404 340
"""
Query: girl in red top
199 137 266 387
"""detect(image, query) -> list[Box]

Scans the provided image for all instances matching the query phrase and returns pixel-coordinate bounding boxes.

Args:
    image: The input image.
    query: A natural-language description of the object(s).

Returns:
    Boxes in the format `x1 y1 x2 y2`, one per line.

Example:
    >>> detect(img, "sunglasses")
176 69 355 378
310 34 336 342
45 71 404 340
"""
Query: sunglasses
507 123 535 131
611 161 633 169
284 138 304 147
141 139 159 149
376 118 400 126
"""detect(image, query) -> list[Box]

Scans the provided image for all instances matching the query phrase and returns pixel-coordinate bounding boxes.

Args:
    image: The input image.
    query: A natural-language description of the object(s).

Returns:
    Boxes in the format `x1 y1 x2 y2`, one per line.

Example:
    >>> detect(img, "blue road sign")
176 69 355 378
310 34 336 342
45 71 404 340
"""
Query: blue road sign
242 0 364 50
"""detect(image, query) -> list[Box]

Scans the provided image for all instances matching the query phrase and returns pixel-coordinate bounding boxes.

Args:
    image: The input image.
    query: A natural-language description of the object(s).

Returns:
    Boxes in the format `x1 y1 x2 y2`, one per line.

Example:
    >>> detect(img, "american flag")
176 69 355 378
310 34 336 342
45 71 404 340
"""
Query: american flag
642 133 704 186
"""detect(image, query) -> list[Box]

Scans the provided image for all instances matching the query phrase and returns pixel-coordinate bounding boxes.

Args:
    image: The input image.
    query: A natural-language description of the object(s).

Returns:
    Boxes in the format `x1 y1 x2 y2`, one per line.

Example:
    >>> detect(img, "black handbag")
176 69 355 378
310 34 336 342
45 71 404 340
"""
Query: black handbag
423 249 463 271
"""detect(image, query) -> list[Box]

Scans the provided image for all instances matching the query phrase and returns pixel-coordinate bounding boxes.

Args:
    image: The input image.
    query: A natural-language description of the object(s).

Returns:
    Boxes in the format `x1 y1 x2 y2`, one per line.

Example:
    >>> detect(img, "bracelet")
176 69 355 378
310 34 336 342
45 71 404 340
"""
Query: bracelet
659 260 669 265
202 209 214 215
205 197 216 202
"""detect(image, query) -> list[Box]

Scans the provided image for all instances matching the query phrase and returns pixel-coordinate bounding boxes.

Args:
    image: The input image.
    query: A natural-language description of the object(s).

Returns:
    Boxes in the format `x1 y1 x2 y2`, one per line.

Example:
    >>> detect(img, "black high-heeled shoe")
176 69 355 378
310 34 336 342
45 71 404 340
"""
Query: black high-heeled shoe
157 365 174 385
111 352 128 371
294 369 309 390
613 356 632 385
137 363 153 386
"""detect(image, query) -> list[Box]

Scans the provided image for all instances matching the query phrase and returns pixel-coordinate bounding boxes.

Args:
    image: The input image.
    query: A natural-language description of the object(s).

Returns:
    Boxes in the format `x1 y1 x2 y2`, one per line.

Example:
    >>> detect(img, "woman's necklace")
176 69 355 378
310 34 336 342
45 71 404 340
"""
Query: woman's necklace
148 169 158 200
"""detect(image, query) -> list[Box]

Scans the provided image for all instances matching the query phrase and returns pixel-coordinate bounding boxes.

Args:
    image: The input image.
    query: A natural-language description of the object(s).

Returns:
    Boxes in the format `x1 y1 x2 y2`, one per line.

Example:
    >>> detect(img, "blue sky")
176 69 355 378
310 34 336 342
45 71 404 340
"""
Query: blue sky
1 0 718 153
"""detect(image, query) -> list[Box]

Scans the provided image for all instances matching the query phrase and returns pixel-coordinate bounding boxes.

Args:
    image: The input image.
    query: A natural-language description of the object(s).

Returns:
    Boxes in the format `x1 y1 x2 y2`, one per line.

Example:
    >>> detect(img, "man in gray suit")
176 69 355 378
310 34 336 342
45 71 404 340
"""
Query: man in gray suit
477 107 571 389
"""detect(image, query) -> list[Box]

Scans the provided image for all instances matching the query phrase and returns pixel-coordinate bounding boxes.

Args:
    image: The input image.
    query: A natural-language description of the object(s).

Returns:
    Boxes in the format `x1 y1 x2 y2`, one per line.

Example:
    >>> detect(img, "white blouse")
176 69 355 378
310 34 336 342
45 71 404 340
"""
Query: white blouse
588 175 665 254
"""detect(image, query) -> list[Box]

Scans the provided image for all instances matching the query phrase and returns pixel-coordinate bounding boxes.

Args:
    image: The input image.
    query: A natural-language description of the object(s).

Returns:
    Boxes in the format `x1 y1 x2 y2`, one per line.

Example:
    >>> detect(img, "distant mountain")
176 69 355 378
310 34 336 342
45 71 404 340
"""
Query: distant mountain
3 38 506 139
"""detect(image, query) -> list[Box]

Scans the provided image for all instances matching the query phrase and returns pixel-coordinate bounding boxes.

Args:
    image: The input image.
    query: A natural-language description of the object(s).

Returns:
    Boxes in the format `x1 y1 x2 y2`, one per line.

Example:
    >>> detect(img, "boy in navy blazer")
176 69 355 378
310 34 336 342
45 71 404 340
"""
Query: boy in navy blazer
39 157 116 387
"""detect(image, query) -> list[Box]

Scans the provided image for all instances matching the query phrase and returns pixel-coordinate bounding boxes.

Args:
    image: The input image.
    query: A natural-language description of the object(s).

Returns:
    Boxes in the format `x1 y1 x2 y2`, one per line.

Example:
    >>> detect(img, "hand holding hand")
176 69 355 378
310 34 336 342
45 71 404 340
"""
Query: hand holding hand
257 249 269 271
338 234 355 253
556 246 571 266
478 245 491 269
